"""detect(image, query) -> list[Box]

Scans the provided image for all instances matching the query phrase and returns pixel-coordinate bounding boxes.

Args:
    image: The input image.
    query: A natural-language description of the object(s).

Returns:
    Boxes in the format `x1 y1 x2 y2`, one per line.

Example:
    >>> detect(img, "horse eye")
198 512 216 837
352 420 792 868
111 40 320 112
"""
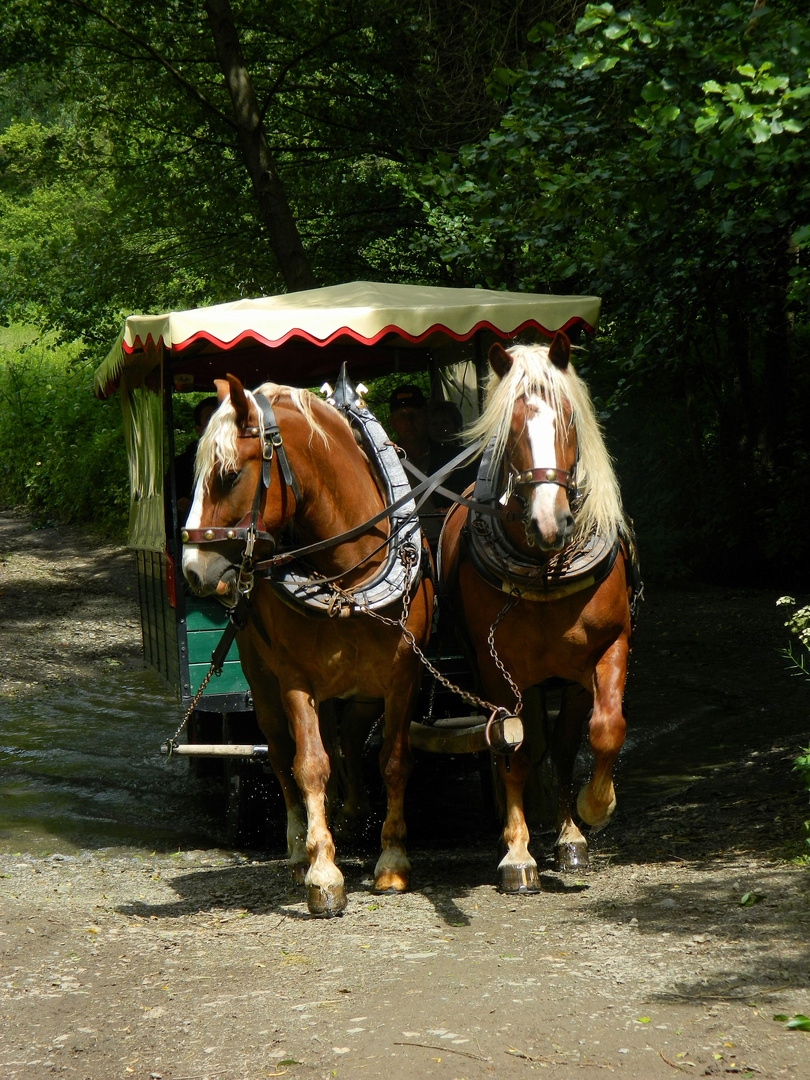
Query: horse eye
220 469 240 488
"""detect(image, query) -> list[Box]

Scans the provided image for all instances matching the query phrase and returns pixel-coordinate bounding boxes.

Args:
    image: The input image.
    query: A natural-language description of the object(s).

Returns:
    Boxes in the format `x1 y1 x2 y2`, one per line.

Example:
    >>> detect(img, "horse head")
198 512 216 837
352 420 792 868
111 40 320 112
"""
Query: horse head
181 374 298 605
488 332 577 553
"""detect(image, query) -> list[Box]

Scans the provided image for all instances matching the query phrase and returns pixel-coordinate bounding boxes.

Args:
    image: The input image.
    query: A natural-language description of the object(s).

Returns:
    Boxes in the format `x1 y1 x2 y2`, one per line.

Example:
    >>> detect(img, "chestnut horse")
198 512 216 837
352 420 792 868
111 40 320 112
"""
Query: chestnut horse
182 376 433 916
440 333 638 891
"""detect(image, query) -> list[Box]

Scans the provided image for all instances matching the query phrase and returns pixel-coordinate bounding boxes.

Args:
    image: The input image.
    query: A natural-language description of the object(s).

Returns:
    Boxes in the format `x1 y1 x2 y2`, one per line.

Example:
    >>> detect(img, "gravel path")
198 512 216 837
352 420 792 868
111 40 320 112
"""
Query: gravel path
1 508 809 1080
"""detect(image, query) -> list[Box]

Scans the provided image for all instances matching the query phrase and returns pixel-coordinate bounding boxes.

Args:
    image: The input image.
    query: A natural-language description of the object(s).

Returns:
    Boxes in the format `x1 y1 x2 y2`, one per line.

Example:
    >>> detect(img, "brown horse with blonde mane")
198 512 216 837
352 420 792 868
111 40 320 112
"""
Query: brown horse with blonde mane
182 375 433 916
440 333 639 891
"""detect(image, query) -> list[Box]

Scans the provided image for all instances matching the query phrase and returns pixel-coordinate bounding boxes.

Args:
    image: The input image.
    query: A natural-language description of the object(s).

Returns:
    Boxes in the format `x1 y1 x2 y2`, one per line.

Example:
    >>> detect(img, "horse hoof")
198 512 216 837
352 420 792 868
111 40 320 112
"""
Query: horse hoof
307 883 348 917
373 870 409 894
554 841 590 873
289 862 307 886
498 864 541 894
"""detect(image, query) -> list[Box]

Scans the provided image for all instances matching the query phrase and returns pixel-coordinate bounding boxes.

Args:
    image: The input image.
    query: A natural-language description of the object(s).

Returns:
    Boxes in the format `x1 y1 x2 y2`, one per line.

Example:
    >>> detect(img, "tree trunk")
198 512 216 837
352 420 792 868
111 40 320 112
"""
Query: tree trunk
204 0 318 293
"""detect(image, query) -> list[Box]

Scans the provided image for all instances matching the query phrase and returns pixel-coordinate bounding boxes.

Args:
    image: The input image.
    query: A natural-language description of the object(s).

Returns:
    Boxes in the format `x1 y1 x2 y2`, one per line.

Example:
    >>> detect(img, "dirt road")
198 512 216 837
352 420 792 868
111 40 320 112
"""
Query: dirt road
1 509 809 1079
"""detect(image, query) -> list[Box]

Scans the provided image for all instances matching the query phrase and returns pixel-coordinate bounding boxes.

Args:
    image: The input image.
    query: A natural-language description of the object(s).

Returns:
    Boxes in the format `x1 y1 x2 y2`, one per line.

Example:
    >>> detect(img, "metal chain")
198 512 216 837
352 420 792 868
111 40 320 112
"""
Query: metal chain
165 546 258 756
485 586 524 715
329 548 524 720
168 542 525 756
165 660 218 755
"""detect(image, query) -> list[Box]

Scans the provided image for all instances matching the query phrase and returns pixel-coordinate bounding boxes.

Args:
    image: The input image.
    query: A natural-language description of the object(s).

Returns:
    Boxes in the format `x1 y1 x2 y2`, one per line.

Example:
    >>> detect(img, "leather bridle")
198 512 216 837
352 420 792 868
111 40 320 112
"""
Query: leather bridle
181 392 300 555
512 466 575 489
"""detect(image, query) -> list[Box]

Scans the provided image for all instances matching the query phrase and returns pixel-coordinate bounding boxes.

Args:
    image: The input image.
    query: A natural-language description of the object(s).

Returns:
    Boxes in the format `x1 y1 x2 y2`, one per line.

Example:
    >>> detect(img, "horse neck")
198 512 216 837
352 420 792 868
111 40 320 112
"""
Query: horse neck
286 404 389 583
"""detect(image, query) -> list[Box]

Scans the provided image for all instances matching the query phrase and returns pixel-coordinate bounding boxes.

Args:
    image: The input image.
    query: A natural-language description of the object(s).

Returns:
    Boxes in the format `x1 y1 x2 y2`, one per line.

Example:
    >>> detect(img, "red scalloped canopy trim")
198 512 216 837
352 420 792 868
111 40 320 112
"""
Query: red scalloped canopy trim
122 315 595 356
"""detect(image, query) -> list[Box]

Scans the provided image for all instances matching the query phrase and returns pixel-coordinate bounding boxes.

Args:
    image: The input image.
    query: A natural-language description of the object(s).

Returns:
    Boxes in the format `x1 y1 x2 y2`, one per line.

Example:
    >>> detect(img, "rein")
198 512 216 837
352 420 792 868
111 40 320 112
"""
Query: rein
186 418 490 572
253 436 486 573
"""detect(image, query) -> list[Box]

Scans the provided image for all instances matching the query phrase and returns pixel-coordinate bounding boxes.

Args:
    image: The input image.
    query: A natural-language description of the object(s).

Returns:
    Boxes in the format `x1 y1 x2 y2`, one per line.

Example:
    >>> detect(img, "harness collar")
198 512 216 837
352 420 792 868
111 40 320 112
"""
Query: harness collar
465 437 617 601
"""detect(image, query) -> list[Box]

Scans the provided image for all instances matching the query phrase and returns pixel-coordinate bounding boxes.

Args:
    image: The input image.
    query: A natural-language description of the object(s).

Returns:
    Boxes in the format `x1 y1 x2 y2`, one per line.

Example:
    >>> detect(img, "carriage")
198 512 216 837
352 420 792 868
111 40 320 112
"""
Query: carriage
95 281 634 913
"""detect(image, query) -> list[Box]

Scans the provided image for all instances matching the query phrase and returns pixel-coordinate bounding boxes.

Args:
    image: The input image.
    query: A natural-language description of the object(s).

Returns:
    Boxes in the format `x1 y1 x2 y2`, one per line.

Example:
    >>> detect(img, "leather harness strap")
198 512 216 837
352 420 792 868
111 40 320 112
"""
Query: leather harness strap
256 393 301 501
512 466 573 489
251 435 488 573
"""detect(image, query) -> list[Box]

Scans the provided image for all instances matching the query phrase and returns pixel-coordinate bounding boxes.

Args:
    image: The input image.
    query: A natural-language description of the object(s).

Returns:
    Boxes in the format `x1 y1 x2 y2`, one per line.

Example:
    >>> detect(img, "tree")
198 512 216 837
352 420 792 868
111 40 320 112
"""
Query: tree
0 0 432 338
1 0 594 340
415 0 810 581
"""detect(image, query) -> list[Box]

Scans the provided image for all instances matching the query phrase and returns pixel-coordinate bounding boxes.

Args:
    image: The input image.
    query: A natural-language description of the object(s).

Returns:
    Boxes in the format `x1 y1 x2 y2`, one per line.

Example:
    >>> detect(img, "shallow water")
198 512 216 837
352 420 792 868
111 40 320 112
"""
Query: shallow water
0 651 765 859
0 671 226 856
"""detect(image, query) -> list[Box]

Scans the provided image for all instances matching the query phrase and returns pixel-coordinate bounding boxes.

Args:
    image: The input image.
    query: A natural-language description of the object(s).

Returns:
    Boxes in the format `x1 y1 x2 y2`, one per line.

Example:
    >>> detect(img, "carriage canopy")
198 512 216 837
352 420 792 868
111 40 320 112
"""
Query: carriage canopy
94 281 600 398
94 281 601 550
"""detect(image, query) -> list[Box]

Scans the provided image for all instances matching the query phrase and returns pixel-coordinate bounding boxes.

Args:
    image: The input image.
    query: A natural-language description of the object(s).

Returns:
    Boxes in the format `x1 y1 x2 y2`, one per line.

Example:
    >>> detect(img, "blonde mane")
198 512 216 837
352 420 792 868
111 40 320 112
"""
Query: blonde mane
466 342 626 540
195 383 332 489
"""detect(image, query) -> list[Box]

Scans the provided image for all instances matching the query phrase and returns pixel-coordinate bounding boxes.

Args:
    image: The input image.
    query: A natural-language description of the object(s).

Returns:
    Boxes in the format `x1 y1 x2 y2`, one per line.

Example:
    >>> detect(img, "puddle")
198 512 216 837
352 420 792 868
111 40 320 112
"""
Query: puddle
0 670 225 856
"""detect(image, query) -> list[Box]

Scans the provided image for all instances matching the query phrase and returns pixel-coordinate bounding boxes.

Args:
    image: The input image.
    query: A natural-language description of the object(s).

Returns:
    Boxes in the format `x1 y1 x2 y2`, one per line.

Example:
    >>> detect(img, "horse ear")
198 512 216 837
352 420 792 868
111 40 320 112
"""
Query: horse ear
214 374 250 427
549 331 571 371
488 342 513 379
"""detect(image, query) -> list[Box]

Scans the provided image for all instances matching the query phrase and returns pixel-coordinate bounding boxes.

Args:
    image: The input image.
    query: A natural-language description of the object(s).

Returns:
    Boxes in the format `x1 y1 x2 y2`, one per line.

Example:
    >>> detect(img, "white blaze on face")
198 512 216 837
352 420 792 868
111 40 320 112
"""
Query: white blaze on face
181 470 209 584
524 394 560 540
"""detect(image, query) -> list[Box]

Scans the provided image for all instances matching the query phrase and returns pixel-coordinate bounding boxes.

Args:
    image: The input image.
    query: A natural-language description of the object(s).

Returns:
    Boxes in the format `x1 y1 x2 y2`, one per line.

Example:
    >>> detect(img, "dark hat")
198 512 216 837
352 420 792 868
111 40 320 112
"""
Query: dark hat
389 384 426 411
194 396 218 426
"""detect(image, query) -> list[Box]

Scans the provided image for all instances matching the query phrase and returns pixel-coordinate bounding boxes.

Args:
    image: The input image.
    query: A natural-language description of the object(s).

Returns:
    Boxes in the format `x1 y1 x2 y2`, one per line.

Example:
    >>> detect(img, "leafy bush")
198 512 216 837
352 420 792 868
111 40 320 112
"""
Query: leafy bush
0 327 129 538
777 596 810 856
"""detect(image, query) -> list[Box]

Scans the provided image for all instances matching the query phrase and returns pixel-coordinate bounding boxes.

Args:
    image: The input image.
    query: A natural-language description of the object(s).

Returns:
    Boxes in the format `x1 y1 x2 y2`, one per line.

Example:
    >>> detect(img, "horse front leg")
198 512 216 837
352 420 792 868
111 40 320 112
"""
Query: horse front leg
284 688 347 917
235 645 308 882
576 637 628 831
372 674 418 894
553 683 593 872
496 747 540 893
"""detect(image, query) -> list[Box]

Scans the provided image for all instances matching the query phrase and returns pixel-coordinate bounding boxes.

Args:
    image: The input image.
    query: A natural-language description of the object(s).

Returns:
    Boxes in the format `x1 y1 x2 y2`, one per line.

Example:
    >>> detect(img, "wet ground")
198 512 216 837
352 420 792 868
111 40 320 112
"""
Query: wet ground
1 510 810 1079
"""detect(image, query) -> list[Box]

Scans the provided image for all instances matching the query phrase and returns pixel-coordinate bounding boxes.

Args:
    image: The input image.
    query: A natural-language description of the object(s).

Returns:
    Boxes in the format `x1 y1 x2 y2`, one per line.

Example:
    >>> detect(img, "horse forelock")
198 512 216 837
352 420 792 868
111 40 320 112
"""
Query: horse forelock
466 342 626 539
193 384 333 493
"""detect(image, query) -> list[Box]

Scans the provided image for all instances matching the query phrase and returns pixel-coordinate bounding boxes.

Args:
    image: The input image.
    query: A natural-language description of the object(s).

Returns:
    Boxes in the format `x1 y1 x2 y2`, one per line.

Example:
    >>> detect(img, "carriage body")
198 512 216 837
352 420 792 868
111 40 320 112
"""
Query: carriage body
94 282 601 838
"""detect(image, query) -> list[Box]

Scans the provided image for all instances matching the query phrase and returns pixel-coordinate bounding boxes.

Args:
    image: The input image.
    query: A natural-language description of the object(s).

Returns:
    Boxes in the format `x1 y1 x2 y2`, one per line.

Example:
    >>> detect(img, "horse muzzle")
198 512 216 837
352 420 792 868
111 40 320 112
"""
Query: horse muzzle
524 496 575 552
182 545 239 601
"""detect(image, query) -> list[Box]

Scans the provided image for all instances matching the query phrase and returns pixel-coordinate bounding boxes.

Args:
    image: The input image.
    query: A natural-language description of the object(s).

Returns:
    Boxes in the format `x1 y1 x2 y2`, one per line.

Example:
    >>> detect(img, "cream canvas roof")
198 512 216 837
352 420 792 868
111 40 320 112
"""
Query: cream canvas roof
95 281 600 397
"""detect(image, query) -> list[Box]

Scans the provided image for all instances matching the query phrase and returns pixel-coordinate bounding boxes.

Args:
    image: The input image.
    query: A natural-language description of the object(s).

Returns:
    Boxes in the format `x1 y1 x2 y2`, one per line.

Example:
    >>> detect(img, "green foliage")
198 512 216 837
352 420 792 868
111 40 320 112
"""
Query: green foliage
0 0 443 342
773 1013 810 1032
0 327 129 536
778 594 810 679
414 0 810 583
776 595 810 856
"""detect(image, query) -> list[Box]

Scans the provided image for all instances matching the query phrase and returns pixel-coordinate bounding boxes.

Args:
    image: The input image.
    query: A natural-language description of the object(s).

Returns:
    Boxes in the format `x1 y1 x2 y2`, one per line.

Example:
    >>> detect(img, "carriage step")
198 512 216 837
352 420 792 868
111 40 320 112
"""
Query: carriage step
161 742 269 759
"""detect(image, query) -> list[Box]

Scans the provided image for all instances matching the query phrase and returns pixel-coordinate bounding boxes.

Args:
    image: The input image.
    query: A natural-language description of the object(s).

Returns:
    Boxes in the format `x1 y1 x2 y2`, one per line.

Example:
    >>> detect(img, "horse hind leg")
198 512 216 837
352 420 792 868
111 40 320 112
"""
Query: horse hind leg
241 665 309 883
329 699 381 846
553 683 592 873
372 683 417 894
